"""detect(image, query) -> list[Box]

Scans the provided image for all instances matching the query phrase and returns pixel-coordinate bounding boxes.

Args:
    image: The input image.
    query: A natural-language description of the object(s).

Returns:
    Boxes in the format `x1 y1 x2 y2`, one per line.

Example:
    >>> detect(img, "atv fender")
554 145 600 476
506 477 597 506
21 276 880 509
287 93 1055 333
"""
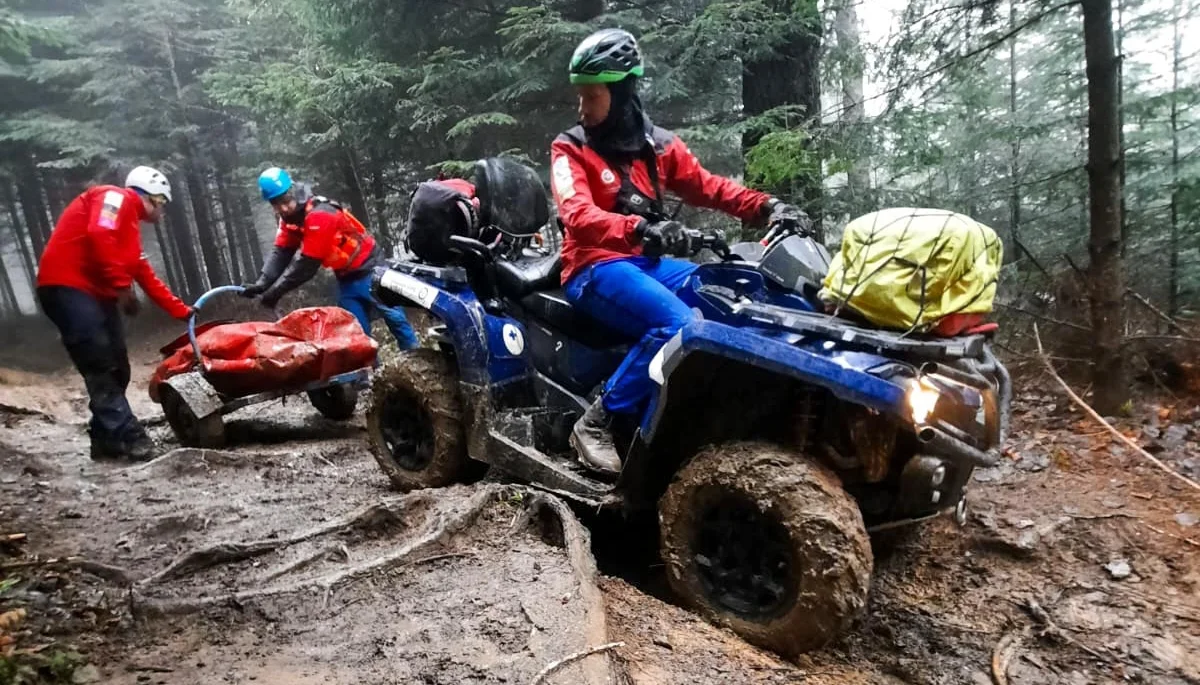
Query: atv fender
643 319 907 441
161 372 224 419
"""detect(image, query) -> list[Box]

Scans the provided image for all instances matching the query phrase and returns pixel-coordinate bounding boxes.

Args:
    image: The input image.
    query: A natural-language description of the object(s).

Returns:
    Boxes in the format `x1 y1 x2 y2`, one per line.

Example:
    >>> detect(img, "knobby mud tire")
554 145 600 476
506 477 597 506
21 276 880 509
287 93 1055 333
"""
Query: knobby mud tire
307 384 358 421
366 349 468 492
658 441 873 657
160 386 226 449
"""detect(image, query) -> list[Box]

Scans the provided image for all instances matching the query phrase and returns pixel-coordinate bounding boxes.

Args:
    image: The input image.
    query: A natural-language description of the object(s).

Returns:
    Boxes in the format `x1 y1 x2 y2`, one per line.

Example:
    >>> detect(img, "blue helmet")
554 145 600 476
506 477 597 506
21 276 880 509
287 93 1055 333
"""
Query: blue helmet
258 167 293 202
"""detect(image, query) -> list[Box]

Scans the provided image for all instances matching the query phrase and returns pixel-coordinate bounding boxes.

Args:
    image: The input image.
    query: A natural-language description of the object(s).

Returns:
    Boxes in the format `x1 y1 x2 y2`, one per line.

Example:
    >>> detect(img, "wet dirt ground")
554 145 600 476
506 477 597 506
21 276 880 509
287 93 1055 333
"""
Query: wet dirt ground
1 335 1198 684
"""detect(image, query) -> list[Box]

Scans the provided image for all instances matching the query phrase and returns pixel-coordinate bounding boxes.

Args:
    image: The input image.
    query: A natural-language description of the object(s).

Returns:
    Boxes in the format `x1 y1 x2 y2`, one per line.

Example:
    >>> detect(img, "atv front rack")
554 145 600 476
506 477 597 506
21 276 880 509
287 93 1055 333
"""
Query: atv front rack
696 285 988 361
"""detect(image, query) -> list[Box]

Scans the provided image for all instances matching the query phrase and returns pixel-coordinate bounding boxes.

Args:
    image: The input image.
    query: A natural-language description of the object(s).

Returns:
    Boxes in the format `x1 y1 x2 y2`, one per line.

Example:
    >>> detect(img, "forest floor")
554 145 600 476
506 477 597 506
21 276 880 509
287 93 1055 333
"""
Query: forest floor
0 329 1198 685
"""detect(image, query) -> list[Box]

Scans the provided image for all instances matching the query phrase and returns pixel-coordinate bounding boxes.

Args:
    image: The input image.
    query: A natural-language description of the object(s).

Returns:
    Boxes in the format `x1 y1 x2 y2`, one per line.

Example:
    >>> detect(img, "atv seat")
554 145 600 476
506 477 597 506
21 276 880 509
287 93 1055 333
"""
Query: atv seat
518 290 633 349
495 254 561 299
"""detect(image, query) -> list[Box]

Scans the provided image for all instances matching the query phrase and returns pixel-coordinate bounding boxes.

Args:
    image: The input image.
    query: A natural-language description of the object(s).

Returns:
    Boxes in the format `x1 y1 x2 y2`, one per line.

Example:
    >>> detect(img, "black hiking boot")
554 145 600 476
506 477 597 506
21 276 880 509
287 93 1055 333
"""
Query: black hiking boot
89 432 157 462
126 434 157 462
570 398 622 474
89 436 127 461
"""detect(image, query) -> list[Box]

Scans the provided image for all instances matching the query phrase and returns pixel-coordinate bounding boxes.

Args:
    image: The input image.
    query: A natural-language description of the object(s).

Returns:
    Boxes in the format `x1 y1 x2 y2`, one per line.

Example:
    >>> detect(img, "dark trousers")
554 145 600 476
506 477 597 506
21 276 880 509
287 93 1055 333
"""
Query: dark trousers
37 286 144 445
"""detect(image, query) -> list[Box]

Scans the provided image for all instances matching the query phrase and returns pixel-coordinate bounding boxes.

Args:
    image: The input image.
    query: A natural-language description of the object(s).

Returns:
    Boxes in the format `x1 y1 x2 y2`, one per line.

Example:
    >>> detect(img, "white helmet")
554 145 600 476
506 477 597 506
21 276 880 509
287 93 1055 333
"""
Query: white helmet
124 165 172 203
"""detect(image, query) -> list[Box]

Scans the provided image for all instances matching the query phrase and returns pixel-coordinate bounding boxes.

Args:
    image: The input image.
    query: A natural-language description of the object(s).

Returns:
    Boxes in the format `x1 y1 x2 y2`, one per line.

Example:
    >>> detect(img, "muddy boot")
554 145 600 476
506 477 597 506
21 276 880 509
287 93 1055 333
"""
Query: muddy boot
89 436 127 461
570 398 622 473
126 434 157 462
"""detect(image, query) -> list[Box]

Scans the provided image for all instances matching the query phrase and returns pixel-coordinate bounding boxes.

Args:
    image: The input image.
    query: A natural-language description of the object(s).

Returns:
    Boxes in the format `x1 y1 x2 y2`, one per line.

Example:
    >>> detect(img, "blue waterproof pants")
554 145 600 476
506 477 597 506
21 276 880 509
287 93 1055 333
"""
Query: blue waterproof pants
336 271 419 350
565 256 698 414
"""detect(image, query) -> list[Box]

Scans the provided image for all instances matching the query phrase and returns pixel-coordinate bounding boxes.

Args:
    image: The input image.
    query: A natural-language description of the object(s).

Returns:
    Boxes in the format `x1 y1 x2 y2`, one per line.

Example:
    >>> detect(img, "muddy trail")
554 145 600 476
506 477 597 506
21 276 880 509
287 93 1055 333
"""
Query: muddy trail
1 344 1199 684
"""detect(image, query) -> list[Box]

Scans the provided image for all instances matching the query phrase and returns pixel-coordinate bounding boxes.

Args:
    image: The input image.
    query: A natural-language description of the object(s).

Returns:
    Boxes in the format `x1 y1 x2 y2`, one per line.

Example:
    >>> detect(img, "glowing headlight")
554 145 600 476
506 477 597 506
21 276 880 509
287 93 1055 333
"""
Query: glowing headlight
907 377 940 425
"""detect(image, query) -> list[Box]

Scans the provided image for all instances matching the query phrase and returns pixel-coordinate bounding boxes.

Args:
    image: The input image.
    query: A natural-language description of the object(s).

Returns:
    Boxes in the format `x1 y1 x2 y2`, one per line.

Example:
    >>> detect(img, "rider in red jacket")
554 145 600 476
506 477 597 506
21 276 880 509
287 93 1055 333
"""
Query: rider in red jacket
36 166 191 461
553 29 808 472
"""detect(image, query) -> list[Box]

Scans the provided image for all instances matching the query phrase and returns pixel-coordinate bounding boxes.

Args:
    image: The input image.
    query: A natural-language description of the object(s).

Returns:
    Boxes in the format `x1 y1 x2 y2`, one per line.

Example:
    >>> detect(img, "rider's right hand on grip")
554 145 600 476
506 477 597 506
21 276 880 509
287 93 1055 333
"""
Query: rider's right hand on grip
636 220 691 258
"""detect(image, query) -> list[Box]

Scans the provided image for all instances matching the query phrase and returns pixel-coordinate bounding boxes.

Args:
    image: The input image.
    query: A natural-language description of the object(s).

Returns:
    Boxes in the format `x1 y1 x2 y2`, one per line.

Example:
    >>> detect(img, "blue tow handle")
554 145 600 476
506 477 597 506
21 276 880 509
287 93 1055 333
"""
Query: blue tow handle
188 285 246 366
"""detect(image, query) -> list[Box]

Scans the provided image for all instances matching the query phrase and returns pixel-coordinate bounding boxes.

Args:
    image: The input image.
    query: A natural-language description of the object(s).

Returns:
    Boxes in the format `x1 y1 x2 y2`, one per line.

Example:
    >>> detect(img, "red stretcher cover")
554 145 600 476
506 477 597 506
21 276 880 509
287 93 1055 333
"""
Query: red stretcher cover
149 307 378 402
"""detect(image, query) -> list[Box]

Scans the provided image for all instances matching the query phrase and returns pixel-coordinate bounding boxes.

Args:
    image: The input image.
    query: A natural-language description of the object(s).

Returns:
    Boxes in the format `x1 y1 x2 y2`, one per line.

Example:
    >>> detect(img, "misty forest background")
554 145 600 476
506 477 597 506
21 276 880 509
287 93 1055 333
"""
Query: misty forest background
1 0 1198 411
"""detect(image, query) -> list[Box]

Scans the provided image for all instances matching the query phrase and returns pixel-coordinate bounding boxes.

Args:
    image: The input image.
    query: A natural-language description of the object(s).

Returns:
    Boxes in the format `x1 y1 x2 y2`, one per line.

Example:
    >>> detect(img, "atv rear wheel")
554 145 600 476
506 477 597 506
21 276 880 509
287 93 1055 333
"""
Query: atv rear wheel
160 385 226 449
307 383 358 421
366 349 467 491
658 441 872 657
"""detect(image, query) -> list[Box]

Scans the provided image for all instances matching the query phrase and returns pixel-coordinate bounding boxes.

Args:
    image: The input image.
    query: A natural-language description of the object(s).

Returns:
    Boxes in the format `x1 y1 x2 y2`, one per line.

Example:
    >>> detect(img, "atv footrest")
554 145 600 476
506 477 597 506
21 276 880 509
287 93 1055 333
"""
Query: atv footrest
488 409 614 504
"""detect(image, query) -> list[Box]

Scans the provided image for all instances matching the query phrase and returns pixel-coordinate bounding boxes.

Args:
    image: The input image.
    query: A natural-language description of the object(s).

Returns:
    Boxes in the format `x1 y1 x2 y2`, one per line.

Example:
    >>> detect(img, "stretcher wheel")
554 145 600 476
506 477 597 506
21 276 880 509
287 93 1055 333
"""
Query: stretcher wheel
161 384 226 448
307 384 358 421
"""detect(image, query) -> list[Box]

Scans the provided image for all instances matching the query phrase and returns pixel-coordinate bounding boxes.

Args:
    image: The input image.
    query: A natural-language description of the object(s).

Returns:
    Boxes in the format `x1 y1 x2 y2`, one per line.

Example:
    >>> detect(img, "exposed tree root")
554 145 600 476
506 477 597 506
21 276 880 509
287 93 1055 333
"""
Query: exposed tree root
139 490 434 586
530 642 625 685
133 487 496 616
519 493 615 685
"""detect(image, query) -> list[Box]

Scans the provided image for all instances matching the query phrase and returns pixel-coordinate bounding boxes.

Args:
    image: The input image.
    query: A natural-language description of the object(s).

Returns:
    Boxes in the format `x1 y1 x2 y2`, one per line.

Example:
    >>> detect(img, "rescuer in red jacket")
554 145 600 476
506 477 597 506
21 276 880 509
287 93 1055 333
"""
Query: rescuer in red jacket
553 29 809 472
241 167 418 350
36 165 192 461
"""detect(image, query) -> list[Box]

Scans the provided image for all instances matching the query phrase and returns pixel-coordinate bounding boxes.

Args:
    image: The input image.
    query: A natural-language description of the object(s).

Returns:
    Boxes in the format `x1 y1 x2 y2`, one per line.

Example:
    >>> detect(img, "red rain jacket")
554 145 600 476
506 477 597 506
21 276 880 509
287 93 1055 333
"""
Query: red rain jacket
550 125 771 284
37 185 190 319
273 197 376 276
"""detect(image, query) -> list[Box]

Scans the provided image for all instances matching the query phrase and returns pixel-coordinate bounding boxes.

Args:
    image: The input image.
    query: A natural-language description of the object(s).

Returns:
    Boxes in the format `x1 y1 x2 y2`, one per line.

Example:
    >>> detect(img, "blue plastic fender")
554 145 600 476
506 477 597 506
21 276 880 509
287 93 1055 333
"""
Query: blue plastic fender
641 319 907 440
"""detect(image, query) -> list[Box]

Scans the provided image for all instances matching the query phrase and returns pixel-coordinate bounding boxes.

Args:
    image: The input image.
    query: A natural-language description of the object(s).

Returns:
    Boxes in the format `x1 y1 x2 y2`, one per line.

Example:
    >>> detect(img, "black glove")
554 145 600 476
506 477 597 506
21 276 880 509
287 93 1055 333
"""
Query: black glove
240 282 266 298
636 220 691 258
260 288 284 310
765 198 812 234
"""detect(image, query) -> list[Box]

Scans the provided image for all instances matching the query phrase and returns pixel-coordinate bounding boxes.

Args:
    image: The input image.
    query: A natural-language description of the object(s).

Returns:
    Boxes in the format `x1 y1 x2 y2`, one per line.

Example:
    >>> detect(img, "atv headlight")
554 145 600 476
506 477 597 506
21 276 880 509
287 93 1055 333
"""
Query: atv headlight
912 373 996 447
907 377 940 425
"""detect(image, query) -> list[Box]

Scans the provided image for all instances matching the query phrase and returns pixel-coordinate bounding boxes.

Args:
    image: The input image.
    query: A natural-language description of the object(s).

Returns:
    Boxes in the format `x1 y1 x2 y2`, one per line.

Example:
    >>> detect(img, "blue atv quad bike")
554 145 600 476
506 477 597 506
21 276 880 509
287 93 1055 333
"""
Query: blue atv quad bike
366 159 1012 657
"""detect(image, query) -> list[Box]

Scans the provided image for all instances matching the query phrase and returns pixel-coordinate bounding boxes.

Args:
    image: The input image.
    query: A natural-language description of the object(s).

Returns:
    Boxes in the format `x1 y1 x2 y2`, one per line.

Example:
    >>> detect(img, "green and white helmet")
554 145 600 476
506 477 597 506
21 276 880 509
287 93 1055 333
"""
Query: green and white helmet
568 28 644 84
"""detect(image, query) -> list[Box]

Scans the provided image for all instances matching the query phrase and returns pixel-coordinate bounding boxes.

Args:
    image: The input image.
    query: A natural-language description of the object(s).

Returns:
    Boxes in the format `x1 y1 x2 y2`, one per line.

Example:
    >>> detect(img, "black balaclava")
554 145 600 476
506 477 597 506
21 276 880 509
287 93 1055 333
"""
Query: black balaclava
583 76 652 162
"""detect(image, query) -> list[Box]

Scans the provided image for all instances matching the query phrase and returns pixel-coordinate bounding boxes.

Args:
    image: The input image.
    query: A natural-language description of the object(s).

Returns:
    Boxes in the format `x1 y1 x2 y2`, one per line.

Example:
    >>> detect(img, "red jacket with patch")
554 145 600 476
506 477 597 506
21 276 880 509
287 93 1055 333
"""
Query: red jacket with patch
273 197 376 276
550 125 771 284
37 185 190 319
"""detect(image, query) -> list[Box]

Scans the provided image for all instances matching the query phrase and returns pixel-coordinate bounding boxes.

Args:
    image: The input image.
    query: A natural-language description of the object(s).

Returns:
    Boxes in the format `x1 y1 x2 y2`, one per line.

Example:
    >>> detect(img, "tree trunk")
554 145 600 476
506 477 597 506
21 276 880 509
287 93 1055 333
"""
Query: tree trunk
1081 0 1128 414
1115 0 1127 260
153 221 182 296
834 0 868 213
222 121 263 274
370 159 391 256
43 172 66 221
1008 0 1022 266
0 253 19 315
212 167 243 285
164 27 229 288
742 0 823 238
3 181 36 288
15 178 49 258
1168 0 1181 317
165 172 206 297
339 148 372 230
183 163 230 287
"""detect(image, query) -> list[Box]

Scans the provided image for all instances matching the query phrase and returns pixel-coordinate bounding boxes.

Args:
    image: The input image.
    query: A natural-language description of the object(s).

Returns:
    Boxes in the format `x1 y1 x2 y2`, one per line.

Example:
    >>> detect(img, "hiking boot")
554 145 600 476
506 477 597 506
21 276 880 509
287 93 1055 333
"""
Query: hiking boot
570 397 622 473
89 436 127 461
126 434 157 462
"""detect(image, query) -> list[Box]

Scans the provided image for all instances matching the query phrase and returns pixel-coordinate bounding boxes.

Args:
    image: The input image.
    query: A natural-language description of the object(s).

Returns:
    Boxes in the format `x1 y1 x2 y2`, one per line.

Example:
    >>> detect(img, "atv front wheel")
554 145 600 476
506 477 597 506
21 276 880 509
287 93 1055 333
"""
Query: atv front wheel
658 441 872 657
307 383 358 421
161 385 226 449
366 349 467 491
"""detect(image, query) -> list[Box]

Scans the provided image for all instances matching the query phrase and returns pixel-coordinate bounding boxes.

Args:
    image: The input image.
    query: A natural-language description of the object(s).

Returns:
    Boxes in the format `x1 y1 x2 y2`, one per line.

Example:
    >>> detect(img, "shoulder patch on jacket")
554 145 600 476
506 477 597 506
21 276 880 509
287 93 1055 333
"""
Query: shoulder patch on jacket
551 155 576 201
98 190 125 229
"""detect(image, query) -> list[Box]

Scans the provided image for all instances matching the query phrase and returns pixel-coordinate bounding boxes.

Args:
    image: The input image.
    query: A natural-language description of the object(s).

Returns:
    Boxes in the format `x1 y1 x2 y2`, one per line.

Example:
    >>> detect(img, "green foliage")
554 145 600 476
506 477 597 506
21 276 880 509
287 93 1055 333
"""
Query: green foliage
746 129 819 192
